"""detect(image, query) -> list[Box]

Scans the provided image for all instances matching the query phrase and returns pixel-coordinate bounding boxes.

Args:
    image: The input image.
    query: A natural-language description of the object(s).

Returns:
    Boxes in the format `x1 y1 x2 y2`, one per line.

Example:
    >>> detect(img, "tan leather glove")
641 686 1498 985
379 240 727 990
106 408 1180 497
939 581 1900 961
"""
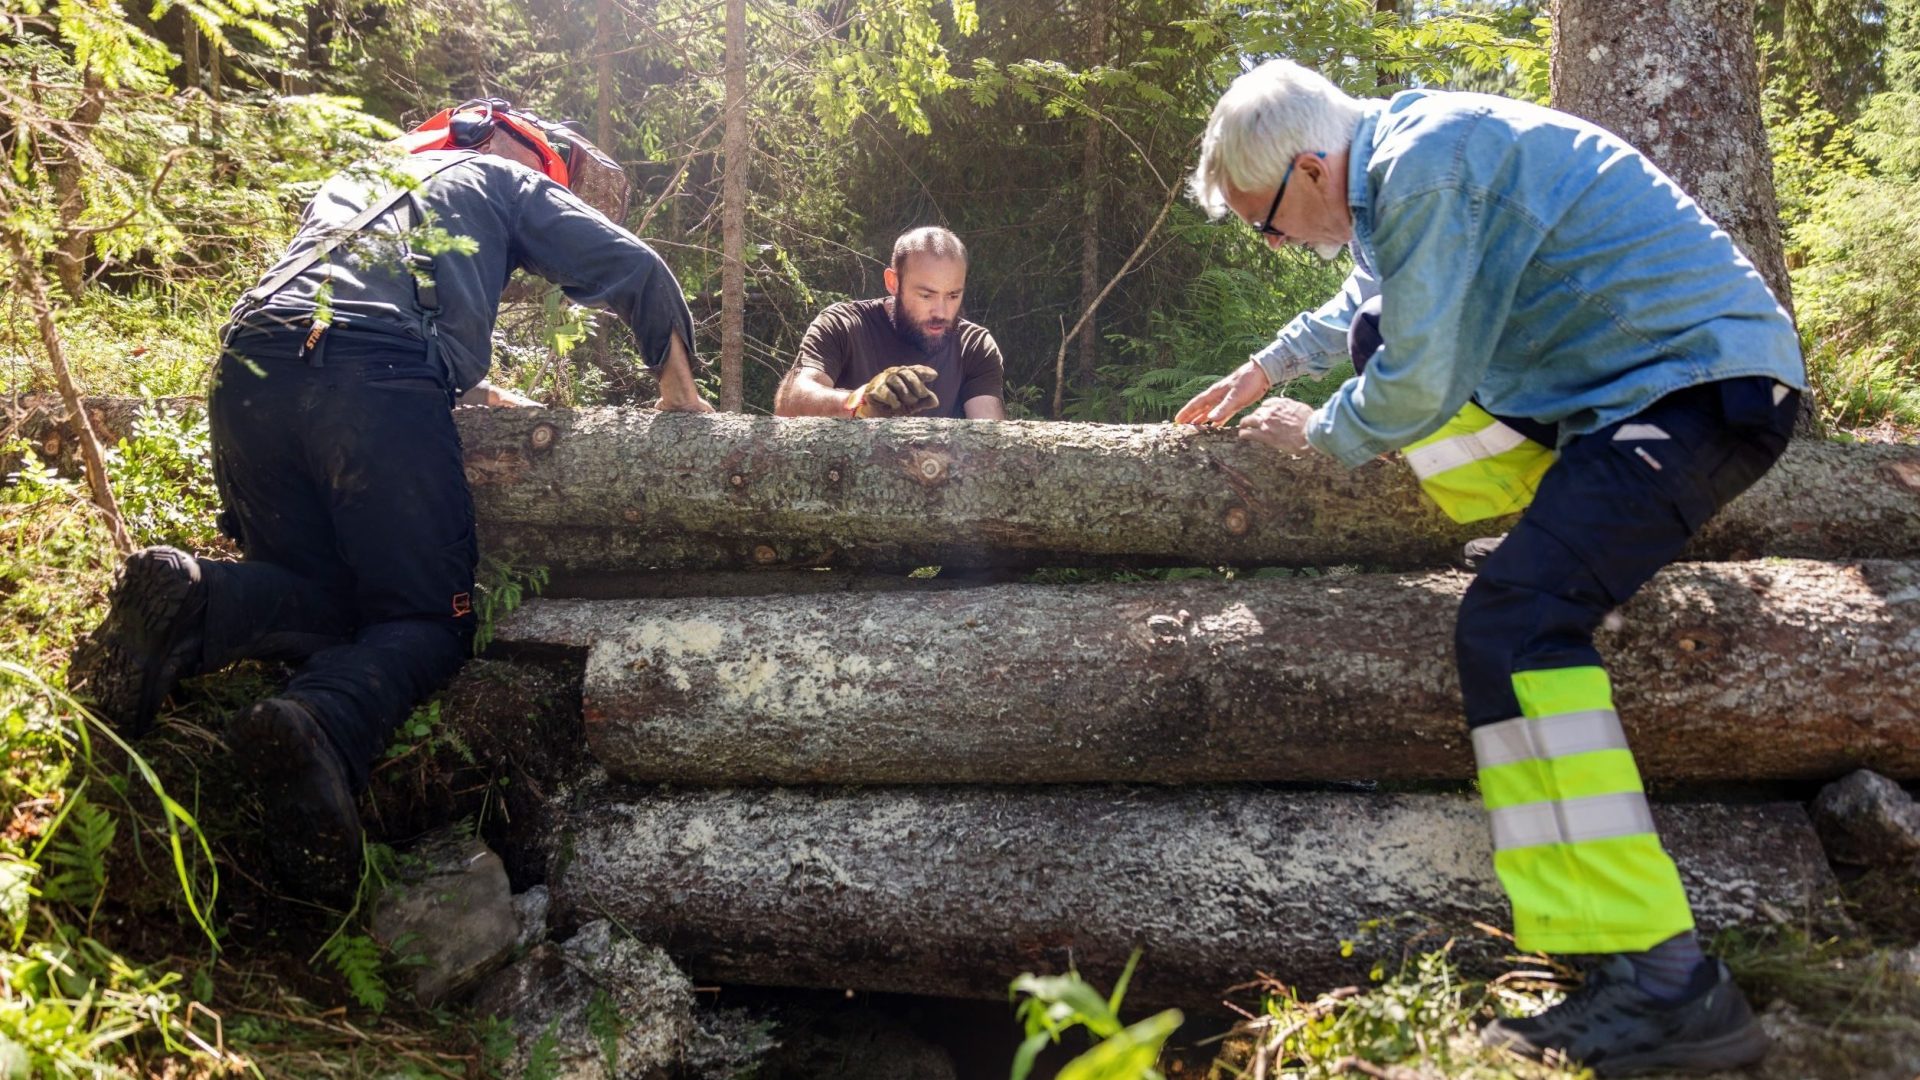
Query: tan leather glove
848 365 940 418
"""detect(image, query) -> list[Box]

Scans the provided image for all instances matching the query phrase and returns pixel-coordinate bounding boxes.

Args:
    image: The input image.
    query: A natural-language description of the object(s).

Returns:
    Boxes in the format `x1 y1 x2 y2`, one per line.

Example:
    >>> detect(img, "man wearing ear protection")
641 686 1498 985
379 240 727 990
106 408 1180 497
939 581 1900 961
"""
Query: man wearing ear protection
69 97 713 900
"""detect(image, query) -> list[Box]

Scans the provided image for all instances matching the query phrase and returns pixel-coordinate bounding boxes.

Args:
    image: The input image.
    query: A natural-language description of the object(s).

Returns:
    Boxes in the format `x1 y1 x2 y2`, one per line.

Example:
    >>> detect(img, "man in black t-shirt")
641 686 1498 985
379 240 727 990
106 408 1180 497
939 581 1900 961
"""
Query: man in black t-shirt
775 227 1006 419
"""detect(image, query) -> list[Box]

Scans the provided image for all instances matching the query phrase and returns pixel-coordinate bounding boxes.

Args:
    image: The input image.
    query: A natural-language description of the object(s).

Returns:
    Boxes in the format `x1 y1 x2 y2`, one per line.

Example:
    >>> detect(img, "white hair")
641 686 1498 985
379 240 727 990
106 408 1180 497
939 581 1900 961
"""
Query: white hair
1190 60 1367 218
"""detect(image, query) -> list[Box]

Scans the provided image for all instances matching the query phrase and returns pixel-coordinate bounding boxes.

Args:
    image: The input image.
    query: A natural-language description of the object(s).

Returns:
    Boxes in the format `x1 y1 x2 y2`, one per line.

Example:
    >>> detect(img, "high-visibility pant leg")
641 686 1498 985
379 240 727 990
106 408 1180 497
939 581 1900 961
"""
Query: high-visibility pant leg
1451 380 1795 954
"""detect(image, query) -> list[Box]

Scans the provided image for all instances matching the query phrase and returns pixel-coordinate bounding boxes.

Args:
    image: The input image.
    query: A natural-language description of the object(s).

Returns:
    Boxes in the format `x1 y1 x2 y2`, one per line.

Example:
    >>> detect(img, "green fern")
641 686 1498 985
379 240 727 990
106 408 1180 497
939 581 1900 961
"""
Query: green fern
39 796 115 909
320 932 389 1013
472 557 550 655
524 1021 562 1080
586 989 623 1075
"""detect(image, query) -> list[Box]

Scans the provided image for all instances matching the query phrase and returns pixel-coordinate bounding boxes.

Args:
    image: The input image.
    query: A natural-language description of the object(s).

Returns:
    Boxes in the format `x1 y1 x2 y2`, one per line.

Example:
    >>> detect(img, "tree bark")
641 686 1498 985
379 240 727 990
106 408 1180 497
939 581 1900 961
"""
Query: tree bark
548 784 1833 1004
1075 0 1106 387
719 0 748 411
1551 0 1792 319
49 70 106 300
452 408 1920 577
496 560 1920 785
20 401 1920 574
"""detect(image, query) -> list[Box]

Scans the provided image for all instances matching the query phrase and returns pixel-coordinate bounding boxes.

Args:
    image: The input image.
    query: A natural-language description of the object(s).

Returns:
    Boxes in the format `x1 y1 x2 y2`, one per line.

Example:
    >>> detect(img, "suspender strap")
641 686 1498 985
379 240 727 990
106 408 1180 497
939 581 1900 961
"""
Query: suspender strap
237 153 475 311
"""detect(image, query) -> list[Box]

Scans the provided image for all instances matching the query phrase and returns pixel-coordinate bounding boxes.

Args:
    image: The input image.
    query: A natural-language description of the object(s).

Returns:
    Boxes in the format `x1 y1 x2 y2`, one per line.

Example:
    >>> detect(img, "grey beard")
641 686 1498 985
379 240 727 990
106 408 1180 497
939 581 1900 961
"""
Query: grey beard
1313 242 1346 261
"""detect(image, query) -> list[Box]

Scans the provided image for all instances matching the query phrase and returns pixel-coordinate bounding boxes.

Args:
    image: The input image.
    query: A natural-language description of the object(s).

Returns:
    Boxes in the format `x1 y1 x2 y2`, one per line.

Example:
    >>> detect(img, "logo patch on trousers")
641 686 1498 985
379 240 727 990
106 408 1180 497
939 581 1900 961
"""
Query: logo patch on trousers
451 592 473 617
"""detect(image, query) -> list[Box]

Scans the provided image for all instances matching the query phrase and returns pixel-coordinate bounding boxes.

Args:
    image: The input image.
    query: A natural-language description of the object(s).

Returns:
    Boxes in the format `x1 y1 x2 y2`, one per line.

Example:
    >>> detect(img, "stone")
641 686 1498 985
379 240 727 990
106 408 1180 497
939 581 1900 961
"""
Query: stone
1811 770 1920 872
370 829 519 1007
469 919 698 1079
513 884 551 951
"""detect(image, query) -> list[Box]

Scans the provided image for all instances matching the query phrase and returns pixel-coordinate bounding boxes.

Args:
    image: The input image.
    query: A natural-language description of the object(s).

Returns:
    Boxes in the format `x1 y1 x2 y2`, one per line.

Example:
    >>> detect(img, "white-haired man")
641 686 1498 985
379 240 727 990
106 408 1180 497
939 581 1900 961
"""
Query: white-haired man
1177 60 1804 1075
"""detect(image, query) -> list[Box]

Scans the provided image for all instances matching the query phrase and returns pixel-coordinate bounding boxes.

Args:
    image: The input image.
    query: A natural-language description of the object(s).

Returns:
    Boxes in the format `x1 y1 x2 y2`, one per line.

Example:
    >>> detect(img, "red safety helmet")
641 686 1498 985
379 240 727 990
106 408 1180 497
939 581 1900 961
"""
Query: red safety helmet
396 98 632 221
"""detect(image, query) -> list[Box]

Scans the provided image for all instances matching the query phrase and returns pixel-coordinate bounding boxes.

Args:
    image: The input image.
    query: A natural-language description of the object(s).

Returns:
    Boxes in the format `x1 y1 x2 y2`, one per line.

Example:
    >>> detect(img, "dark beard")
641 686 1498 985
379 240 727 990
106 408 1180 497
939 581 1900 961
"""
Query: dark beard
890 299 955 358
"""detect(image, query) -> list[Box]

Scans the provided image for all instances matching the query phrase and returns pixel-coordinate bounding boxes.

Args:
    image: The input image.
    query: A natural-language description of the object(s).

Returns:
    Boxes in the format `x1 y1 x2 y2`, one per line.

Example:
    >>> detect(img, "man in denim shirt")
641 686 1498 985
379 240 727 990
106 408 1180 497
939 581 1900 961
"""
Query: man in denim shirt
1179 60 1804 1075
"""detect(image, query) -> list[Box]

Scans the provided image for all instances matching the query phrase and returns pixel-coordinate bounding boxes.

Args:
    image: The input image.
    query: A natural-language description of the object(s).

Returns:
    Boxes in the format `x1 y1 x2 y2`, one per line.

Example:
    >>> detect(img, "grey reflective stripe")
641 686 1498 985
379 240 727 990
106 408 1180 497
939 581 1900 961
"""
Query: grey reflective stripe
1489 791 1658 851
1471 710 1630 769
1403 420 1530 478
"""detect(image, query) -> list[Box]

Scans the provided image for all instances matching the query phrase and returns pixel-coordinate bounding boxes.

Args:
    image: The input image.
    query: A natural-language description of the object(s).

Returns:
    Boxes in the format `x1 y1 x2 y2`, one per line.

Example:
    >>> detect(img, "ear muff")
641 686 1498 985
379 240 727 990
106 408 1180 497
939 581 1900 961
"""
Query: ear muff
397 98 628 220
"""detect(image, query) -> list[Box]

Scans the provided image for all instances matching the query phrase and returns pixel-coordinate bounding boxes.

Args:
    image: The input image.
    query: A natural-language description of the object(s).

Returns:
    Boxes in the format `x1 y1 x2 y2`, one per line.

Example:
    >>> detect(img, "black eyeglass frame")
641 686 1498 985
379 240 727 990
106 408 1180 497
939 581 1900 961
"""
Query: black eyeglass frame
1251 158 1299 239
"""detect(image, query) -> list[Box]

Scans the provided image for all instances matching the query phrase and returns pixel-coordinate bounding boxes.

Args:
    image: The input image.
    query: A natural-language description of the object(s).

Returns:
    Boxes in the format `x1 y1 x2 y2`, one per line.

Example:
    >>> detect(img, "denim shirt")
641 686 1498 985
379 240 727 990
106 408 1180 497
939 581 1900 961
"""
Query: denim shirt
1253 90 1804 469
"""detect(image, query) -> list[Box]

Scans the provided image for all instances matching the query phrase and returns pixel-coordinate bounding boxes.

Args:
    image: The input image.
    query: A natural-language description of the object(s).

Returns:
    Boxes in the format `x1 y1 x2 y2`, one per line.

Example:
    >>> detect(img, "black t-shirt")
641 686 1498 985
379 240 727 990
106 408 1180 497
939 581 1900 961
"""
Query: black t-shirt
793 297 1005 418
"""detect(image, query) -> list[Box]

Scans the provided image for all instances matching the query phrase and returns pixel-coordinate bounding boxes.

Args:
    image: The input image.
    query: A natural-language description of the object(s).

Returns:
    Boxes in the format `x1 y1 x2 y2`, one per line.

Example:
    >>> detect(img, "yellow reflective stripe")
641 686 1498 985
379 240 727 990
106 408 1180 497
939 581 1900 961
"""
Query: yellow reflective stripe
1497 834 1695 954
1403 421 1532 478
1478 748 1644 810
1488 791 1658 851
1470 710 1629 768
1511 666 1615 718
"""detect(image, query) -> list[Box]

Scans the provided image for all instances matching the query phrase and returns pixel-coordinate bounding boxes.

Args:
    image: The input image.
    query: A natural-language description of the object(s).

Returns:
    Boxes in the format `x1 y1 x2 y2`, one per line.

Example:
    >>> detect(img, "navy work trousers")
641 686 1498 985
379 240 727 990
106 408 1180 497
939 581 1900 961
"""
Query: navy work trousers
1456 377 1799 725
205 330 477 788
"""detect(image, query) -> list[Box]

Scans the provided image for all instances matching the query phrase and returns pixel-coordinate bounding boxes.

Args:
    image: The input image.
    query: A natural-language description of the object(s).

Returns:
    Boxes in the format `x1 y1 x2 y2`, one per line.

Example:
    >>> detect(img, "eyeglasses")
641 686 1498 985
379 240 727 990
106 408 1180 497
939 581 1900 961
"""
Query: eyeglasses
1251 159 1299 239
1249 151 1326 240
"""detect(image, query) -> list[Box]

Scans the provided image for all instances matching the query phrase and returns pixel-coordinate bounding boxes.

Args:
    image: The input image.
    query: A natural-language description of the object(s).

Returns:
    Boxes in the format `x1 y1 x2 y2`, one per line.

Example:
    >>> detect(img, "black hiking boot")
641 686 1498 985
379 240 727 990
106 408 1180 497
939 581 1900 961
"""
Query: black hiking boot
1482 956 1769 1076
68 546 206 737
1461 534 1507 571
230 698 363 904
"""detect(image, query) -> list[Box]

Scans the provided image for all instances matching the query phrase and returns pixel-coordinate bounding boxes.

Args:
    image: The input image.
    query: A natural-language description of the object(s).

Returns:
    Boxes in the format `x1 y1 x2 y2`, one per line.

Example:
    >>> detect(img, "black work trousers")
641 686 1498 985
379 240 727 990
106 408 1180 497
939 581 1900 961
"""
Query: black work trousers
205 330 477 789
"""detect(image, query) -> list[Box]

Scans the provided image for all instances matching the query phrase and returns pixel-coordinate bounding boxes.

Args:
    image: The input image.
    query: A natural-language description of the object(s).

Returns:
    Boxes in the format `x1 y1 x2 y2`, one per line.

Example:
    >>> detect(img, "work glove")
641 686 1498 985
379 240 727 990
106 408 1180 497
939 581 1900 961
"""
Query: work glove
849 365 940 418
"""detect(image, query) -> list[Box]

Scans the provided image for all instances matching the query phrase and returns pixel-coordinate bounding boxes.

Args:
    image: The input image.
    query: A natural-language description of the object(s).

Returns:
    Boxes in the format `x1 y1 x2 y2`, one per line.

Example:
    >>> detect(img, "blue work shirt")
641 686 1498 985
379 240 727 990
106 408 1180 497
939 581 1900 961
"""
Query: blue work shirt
1249 90 1804 469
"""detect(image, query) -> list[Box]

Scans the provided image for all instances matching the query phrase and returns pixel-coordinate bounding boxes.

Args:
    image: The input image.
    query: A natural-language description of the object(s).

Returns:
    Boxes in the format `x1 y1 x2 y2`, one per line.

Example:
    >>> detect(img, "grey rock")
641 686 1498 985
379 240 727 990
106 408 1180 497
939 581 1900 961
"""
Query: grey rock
370 829 519 1007
470 919 698 1079
1811 769 1920 872
684 1008 779 1080
513 884 551 951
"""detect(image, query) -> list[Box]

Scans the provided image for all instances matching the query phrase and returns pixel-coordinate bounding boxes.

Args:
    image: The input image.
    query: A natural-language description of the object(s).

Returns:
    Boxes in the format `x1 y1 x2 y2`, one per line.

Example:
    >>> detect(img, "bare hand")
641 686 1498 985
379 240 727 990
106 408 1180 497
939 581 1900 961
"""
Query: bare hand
1175 361 1272 427
1235 396 1316 453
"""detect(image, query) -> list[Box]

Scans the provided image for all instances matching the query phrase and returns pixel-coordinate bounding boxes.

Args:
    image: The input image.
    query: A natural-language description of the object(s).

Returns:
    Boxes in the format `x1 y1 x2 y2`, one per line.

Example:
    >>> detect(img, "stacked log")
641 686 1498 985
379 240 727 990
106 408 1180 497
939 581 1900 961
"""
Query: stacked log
546 786 1832 1005
456 409 1920 579
497 559 1920 785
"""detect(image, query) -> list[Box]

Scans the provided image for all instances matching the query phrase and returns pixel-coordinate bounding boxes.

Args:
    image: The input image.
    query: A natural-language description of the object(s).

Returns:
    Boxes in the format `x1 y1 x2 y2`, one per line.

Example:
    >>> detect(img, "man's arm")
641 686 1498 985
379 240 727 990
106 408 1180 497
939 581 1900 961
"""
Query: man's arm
1250 262 1377 385
961 395 1005 419
1305 187 1509 467
775 367 858 417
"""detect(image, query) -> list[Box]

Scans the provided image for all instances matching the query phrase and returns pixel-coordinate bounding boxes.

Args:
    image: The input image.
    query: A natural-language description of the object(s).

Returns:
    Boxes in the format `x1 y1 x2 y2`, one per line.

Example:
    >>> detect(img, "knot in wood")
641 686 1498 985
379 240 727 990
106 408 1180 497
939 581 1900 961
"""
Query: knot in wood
528 422 558 452
463 466 483 485
902 449 954 488
1222 504 1252 536
827 468 842 483
753 544 779 565
40 432 61 458
622 507 643 524
730 473 746 488
1884 460 1920 494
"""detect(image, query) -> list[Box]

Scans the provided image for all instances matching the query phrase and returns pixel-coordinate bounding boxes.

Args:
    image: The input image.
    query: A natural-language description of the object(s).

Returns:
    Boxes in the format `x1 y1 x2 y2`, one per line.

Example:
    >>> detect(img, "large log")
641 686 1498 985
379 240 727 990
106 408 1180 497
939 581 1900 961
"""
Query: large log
548 785 1834 1004
460 409 1920 576
495 559 1920 784
18 398 1920 574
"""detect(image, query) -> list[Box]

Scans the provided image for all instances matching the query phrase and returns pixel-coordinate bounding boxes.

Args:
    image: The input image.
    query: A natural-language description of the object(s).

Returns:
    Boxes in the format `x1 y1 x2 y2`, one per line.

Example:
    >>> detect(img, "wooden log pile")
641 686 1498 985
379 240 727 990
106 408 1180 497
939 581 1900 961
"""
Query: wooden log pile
19 397 1891 1003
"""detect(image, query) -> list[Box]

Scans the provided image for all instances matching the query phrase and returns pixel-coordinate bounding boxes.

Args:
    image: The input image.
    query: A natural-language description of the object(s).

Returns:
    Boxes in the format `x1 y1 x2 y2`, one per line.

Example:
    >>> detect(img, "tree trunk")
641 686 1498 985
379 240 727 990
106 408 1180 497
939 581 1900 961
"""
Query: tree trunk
1075 0 1106 387
49 70 106 300
450 408 1920 577
3 244 131 552
595 0 616 153
548 784 1832 1004
19 401 1920 574
719 0 748 411
1551 0 1792 318
496 560 1920 785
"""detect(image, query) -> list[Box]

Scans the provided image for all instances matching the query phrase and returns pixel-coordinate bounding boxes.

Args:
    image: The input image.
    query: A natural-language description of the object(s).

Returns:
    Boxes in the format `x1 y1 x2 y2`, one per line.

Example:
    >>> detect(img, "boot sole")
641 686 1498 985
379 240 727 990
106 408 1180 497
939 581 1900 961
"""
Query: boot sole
70 549 200 736
1593 1020 1772 1077
232 702 362 903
